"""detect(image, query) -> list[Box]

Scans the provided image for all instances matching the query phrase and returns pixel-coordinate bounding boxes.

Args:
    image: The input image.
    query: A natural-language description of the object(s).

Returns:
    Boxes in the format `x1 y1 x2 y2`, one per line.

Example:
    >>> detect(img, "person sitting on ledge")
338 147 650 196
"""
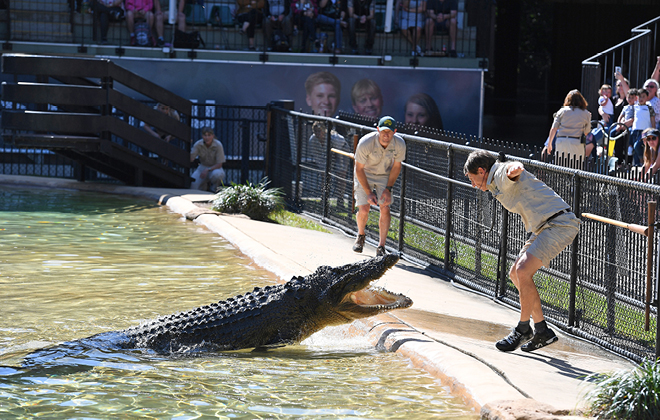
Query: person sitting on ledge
190 126 227 192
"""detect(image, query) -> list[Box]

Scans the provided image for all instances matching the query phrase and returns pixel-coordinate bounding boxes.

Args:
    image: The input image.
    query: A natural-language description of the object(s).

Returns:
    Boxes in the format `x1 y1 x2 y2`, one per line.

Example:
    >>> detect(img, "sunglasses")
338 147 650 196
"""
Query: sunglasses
646 85 658 89
648 136 659 141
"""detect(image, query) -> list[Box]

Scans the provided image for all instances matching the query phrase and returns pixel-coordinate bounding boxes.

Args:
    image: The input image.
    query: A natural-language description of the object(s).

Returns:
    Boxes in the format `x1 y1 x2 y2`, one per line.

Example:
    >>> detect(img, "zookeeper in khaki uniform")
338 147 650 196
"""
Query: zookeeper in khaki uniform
464 150 580 353
352 116 406 257
190 126 226 192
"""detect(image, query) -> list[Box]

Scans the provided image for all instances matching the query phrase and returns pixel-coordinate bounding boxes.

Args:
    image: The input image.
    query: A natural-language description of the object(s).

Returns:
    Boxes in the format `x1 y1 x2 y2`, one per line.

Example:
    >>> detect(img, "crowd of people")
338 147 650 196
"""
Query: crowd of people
84 0 460 55
544 56 660 181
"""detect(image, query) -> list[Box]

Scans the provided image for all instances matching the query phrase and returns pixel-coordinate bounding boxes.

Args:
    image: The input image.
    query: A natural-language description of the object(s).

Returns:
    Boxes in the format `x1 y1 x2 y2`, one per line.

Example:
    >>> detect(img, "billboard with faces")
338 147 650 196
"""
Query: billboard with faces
111 58 484 136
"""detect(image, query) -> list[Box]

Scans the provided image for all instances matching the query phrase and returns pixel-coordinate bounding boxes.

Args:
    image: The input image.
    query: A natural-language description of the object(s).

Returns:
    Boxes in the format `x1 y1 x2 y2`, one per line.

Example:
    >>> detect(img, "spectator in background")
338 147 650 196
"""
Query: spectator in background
612 88 638 163
597 84 614 128
125 0 155 46
546 89 591 166
190 126 226 192
309 121 351 180
152 0 169 47
612 71 630 125
292 0 318 52
264 0 293 51
317 0 347 54
643 79 660 130
305 71 341 117
424 0 457 57
647 56 660 127
142 102 180 146
91 0 124 45
347 0 375 55
236 0 265 50
175 0 204 33
140 102 180 157
587 78 628 159
309 121 352 207
351 79 383 118
396 0 426 56
403 93 443 130
631 87 656 166
642 128 660 179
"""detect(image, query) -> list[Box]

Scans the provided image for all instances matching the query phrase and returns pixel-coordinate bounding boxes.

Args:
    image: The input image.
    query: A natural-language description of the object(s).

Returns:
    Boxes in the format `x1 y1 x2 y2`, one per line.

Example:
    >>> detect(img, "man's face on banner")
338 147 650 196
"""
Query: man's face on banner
306 83 339 117
353 92 383 118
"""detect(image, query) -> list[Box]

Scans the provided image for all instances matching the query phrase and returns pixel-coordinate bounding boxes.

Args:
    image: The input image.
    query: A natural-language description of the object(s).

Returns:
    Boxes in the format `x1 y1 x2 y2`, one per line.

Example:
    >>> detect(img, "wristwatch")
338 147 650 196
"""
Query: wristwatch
385 186 393 192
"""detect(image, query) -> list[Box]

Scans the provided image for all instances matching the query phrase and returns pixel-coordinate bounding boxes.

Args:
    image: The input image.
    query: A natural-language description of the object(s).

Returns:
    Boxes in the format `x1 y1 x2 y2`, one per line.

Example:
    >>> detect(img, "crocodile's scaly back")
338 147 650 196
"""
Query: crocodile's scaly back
23 254 412 365
124 283 311 352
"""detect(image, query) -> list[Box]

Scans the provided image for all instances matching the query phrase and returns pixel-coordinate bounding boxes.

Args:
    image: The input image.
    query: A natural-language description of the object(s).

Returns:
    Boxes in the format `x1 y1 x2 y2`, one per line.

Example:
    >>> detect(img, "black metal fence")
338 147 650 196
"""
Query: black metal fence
269 106 660 363
0 102 268 185
1 0 485 59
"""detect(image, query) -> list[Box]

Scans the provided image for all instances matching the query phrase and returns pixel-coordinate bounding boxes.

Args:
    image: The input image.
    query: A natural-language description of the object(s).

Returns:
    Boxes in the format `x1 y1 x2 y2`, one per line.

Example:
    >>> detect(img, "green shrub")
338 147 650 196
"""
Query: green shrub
212 178 284 221
585 359 660 420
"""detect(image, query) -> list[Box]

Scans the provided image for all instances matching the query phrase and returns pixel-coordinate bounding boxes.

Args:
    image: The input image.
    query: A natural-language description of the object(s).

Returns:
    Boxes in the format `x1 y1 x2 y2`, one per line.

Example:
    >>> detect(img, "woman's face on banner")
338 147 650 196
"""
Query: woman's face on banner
404 102 429 126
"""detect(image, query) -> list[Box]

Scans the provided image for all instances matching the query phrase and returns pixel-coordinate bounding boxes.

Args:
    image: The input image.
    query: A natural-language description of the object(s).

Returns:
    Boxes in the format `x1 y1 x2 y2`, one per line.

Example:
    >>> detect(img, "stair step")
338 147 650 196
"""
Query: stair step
11 0 69 13
13 134 102 152
11 10 71 24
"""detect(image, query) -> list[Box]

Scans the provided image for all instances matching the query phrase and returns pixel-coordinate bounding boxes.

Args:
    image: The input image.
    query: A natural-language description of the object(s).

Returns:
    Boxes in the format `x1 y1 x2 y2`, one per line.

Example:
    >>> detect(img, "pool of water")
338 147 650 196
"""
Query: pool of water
0 186 478 419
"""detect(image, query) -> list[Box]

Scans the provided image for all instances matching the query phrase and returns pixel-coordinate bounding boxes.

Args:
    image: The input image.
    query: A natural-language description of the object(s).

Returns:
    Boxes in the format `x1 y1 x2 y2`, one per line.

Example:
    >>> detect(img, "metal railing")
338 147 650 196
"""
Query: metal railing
269 106 660 363
581 16 660 117
0 0 486 59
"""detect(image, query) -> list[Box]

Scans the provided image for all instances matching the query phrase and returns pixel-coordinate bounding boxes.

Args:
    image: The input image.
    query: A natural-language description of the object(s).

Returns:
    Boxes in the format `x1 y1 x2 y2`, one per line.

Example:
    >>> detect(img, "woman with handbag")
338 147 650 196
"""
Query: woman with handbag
546 89 592 167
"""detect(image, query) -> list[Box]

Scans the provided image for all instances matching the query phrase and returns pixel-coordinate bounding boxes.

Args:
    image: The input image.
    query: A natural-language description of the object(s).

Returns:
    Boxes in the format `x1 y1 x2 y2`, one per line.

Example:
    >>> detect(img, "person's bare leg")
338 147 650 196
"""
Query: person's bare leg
155 11 164 38
378 205 391 247
414 26 422 49
356 204 369 235
177 1 186 32
425 19 434 51
511 252 545 323
401 29 413 46
449 17 457 50
126 10 135 33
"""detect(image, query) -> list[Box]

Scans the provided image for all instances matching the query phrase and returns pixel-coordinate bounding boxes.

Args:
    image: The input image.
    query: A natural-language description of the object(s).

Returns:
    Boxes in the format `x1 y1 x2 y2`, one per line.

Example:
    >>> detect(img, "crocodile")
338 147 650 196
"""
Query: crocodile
22 254 411 367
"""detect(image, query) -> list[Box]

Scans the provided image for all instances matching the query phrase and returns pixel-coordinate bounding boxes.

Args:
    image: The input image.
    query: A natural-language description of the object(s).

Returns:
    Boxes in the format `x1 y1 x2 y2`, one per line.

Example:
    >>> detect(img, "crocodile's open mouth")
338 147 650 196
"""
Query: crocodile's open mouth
348 285 413 310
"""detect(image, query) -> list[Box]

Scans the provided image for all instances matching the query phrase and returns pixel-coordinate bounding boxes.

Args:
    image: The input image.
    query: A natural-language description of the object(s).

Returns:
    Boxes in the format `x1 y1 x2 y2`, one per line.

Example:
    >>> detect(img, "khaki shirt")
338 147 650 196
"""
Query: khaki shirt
190 139 226 167
354 131 406 177
487 162 569 233
551 106 591 139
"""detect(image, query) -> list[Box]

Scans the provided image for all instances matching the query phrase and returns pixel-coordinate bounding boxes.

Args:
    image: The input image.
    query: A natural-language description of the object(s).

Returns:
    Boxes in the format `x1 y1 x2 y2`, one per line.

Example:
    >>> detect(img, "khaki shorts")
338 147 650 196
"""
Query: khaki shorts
520 212 580 267
354 174 389 207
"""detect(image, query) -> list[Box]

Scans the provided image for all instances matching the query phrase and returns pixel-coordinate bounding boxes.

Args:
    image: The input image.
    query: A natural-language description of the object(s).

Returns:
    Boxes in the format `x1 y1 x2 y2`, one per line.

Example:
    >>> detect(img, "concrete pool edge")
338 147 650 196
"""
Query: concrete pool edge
2 176 615 419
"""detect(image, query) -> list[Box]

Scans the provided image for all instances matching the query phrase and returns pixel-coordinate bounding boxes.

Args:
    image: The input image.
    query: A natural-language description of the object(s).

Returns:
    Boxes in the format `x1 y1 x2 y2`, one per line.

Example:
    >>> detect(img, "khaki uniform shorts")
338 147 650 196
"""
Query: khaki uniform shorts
354 174 389 207
520 212 580 267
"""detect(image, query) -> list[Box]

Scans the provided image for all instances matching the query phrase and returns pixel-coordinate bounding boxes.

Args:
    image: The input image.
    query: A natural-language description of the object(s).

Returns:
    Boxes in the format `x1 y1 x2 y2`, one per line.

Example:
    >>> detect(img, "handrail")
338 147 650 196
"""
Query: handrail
582 16 660 66
1 54 191 115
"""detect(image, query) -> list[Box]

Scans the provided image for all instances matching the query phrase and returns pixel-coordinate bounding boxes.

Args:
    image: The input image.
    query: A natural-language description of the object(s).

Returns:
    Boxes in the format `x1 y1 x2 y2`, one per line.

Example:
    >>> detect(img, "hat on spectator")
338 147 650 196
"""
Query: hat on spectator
377 116 396 131
642 128 660 138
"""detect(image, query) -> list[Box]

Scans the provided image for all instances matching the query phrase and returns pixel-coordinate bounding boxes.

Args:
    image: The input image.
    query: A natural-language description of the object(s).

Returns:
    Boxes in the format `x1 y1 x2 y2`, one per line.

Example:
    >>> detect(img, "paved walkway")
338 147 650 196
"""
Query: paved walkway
2 175 638 418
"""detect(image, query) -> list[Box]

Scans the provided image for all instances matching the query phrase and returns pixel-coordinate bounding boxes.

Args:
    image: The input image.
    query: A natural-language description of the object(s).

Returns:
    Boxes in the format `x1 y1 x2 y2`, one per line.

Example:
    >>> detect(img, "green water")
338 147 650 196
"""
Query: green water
0 186 478 419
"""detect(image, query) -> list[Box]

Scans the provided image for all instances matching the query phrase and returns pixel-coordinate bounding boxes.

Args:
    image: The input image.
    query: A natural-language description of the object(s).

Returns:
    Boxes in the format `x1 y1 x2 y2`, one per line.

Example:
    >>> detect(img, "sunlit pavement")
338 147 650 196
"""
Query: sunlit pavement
2 175 637 417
